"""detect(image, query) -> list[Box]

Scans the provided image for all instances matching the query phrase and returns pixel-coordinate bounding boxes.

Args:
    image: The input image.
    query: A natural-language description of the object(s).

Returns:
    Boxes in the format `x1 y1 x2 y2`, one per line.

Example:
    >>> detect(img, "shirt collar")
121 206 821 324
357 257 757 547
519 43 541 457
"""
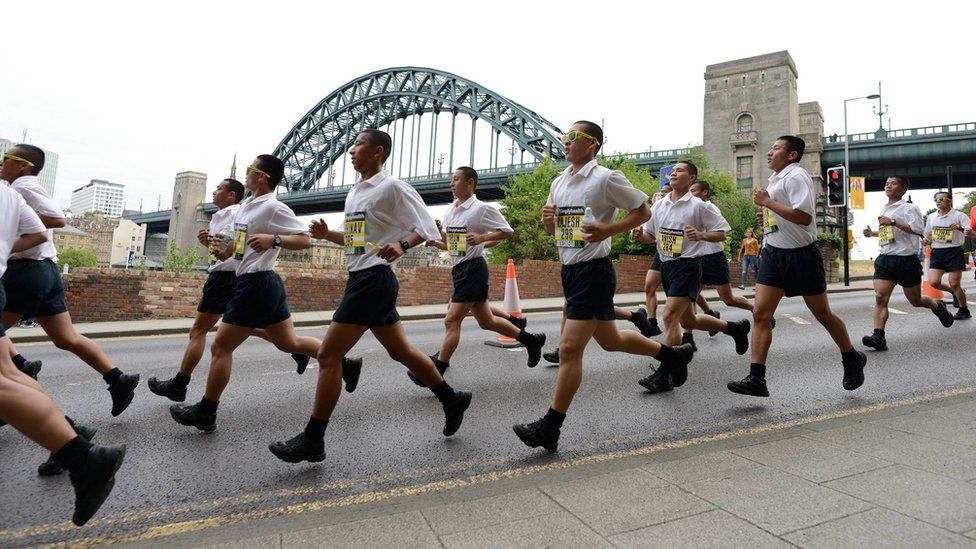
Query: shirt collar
566 159 599 178
243 192 276 206
769 162 800 182
664 190 694 205
10 175 39 188
356 169 389 187
453 195 477 209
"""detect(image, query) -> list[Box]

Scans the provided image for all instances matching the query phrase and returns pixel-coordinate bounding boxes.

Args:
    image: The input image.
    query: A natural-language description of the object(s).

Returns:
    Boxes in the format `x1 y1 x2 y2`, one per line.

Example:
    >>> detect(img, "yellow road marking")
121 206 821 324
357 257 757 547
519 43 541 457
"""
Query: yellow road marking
5 385 974 547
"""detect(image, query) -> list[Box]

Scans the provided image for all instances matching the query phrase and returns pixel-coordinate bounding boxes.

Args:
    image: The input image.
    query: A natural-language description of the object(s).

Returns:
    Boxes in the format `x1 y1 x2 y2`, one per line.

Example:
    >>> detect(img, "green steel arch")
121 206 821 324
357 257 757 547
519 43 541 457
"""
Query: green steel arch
273 67 566 191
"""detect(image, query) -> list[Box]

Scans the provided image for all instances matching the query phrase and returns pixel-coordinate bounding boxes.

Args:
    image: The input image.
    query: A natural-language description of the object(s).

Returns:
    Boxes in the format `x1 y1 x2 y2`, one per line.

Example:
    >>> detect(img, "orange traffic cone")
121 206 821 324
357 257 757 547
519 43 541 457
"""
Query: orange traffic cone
485 259 523 348
922 246 944 300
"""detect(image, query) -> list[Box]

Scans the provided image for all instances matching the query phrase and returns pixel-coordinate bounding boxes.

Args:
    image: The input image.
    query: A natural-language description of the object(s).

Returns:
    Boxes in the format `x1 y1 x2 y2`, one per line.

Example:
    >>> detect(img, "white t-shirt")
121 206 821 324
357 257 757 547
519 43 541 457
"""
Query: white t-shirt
208 204 240 273
7 175 64 262
342 170 441 273
0 184 47 277
546 159 648 265
700 201 728 256
643 191 730 262
762 163 817 249
925 209 969 249
228 193 307 275
441 195 513 266
877 200 923 257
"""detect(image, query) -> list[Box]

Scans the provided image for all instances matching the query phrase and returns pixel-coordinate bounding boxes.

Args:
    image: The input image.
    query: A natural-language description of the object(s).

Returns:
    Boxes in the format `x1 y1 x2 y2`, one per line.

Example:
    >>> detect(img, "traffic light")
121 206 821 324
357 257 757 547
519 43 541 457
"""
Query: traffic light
827 166 846 207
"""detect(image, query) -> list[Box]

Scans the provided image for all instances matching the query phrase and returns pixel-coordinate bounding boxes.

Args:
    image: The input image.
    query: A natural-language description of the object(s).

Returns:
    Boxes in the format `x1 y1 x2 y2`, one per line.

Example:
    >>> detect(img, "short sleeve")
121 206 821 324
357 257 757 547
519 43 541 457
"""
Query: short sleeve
905 205 924 235
15 182 64 219
701 202 731 232
479 204 513 234
393 180 440 241
17 197 46 235
785 172 815 216
270 204 308 235
603 170 648 211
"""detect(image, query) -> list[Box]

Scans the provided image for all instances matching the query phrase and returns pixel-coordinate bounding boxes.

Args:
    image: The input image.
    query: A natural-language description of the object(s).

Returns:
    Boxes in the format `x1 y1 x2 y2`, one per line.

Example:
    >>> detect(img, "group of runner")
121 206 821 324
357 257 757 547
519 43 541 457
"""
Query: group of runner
1 122 973 525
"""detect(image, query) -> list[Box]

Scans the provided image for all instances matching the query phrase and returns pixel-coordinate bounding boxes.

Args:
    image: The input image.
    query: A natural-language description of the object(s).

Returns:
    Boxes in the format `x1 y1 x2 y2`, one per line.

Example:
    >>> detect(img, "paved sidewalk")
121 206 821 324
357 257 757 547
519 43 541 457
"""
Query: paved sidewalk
7 279 876 343
112 387 976 548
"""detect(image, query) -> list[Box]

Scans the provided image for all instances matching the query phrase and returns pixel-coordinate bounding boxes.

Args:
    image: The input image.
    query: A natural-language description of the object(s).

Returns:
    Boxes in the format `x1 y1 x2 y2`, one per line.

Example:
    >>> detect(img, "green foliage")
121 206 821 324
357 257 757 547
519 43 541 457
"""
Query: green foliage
163 241 204 273
816 232 842 248
491 158 561 264
679 148 758 257
961 191 976 215
57 247 98 271
601 155 658 259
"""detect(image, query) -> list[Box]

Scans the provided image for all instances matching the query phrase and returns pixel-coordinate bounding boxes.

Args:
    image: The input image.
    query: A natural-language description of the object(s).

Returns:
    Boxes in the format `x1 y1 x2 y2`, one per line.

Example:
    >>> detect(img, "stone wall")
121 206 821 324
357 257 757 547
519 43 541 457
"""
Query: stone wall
60 253 840 323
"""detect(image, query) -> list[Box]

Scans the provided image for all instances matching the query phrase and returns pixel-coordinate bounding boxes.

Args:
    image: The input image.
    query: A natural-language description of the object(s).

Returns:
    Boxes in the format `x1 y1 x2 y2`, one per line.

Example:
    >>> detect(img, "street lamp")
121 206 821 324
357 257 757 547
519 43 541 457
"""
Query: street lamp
841 92 881 286
437 154 445 175
508 145 517 168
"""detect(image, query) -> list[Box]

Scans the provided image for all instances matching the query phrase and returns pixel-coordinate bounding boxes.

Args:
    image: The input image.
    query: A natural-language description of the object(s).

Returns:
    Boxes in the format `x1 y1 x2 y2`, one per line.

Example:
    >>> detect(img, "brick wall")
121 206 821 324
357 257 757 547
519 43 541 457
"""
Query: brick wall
60 251 840 322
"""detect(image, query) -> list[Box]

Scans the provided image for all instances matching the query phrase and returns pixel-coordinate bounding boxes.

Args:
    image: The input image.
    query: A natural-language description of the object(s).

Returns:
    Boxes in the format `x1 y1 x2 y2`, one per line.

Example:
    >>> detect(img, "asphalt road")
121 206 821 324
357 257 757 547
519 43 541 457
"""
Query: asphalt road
2 283 975 546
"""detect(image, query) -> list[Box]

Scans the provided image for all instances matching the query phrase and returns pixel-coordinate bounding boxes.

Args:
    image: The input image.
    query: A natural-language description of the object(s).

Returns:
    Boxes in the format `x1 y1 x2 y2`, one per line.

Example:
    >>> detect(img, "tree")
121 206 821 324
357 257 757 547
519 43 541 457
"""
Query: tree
57 247 98 271
163 241 204 273
601 155 657 259
490 158 561 263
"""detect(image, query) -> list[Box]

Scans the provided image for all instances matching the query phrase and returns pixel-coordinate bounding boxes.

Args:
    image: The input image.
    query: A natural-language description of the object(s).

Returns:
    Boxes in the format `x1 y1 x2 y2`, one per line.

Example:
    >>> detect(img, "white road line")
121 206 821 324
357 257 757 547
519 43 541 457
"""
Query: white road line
260 365 318 376
784 314 811 325
888 307 908 315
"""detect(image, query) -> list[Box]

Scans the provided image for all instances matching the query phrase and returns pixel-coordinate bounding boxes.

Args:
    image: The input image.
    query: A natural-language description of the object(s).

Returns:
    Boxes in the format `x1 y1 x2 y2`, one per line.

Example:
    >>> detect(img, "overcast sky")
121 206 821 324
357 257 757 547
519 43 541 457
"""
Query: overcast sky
2 1 973 258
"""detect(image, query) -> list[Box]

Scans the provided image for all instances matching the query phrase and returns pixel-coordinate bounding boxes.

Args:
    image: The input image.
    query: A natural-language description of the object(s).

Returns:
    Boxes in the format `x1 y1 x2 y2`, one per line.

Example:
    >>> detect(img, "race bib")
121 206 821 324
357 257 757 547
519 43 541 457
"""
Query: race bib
762 207 779 235
555 206 585 248
344 212 367 255
447 226 467 257
657 227 685 259
878 225 895 246
232 223 248 260
932 226 954 243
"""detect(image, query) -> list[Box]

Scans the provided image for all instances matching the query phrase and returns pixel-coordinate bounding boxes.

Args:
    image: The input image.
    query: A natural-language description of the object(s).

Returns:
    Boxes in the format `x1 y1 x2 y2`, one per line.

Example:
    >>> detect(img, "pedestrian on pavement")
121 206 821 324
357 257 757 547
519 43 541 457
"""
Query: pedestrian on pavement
738 227 760 289
268 129 472 464
923 191 973 319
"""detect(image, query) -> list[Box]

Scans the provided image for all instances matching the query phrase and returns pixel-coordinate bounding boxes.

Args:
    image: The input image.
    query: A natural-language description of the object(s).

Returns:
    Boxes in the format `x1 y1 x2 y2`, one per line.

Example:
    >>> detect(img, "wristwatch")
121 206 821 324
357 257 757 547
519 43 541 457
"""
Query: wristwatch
398 239 412 251
273 235 282 248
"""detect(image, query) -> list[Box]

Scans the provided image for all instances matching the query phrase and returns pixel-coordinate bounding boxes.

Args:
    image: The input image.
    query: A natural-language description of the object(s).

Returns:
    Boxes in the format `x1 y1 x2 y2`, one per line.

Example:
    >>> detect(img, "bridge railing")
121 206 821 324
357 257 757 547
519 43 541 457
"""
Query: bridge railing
824 122 976 145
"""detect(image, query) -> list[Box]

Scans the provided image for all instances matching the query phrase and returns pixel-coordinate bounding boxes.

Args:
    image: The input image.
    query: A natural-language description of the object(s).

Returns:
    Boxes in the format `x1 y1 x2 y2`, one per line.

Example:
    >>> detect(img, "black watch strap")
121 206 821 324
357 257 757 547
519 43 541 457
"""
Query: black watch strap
399 239 411 251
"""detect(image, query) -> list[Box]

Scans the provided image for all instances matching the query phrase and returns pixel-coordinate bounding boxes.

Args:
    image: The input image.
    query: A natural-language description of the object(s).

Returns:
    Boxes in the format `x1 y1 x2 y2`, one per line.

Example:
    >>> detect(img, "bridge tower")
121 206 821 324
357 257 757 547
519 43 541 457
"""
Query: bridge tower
168 171 209 252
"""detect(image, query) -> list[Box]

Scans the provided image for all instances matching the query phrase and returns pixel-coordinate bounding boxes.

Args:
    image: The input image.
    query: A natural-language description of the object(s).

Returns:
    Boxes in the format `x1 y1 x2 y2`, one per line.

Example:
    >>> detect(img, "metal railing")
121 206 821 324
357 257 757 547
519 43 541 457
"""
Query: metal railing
824 122 976 145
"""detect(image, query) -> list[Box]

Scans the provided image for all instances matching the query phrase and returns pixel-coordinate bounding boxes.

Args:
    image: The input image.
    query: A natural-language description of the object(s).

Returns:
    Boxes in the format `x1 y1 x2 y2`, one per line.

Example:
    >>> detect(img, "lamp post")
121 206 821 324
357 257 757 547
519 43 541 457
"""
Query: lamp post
508 145 517 169
437 154 444 175
842 92 881 286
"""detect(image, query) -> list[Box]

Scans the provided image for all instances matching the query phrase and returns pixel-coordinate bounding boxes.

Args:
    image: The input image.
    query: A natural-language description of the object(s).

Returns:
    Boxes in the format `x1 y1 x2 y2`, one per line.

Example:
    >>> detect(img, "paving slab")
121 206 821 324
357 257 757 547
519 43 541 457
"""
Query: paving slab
783 507 976 548
875 409 976 448
607 509 791 549
731 435 891 483
280 511 440 549
420 489 558 536
823 465 976 533
540 470 712 536
641 451 757 485
438 510 610 549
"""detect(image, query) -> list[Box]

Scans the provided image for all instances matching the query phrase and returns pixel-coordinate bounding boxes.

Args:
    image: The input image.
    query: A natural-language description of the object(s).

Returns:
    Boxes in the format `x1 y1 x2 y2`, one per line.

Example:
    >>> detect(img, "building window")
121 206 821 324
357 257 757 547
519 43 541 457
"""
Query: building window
760 71 766 83
736 156 753 189
741 75 747 86
736 113 753 132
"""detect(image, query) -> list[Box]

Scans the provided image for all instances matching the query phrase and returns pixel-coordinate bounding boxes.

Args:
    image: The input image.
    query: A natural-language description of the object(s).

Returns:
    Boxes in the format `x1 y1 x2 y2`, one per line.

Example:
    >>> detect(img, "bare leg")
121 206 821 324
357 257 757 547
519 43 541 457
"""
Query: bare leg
551 319 597 413
902 284 938 310
179 313 221 376
438 302 474 363
259 318 321 357
0 338 76 451
872 279 896 330
310 322 367 420
591 320 662 355
715 283 754 311
201 323 253 402
662 296 692 346
36 313 115 375
802 293 853 352
750 284 785 365
645 270 660 319
471 302 521 338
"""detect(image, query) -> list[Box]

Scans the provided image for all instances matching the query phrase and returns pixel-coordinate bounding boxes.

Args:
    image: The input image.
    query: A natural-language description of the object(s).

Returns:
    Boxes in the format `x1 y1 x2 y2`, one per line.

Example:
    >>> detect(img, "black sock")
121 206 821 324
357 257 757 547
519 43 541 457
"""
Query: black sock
102 368 122 386
960 306 970 312
12 354 26 369
872 328 885 339
303 417 329 440
649 317 659 328
722 321 737 335
65 415 77 429
54 435 92 474
432 380 457 405
198 397 219 415
841 348 860 361
682 333 694 343
543 407 566 429
749 363 766 379
174 373 191 388
516 329 538 347
655 344 676 363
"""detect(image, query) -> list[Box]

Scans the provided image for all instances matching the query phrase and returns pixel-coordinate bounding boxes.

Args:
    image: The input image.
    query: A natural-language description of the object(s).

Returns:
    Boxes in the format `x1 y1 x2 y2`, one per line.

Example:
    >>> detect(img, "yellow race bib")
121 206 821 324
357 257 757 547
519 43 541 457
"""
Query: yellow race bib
232 223 248 260
447 227 467 257
657 227 685 259
878 224 895 246
932 226 954 243
762 207 778 235
555 206 585 248
344 212 367 255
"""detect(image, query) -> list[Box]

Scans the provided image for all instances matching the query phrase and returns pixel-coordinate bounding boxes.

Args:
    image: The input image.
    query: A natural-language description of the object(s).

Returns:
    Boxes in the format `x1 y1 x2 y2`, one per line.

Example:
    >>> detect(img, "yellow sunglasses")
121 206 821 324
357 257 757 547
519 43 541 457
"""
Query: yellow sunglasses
246 165 270 178
2 153 35 167
563 130 601 145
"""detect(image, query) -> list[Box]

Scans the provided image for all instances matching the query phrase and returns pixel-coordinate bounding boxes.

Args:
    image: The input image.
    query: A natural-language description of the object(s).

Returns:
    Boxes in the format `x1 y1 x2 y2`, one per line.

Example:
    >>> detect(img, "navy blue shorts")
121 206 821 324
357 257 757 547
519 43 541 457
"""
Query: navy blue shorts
874 254 922 288
649 252 662 272
333 265 401 328
1 259 68 318
929 247 965 272
451 257 489 303
661 257 702 300
699 251 730 286
221 271 290 329
561 257 616 321
197 271 237 314
757 243 827 297
0 283 6 338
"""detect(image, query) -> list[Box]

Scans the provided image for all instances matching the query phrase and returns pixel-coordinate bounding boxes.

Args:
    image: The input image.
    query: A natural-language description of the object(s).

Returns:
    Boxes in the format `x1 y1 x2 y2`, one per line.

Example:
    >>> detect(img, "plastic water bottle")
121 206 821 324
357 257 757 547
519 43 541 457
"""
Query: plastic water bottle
582 206 596 226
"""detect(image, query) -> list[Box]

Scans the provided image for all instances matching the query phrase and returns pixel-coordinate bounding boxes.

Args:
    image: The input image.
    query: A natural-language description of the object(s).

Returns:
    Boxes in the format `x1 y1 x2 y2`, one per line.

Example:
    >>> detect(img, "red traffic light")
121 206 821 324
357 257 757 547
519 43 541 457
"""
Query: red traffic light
829 169 841 180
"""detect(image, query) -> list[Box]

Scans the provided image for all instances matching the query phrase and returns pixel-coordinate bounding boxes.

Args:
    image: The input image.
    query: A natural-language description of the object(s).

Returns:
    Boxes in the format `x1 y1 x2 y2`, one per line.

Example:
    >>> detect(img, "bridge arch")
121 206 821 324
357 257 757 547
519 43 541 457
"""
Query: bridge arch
273 67 566 192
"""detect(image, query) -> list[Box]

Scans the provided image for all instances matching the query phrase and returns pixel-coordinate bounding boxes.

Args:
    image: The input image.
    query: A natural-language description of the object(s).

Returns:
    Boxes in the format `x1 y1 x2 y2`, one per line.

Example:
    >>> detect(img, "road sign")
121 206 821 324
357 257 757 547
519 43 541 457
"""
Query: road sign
659 165 674 189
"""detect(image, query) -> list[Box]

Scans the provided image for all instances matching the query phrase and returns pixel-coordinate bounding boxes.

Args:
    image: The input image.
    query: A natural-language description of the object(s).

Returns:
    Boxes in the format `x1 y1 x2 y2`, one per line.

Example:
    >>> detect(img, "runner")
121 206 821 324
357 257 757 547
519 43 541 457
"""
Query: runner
634 161 750 393
512 121 693 451
727 136 866 397
268 129 472 464
412 166 546 385
861 176 954 351
923 191 972 320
